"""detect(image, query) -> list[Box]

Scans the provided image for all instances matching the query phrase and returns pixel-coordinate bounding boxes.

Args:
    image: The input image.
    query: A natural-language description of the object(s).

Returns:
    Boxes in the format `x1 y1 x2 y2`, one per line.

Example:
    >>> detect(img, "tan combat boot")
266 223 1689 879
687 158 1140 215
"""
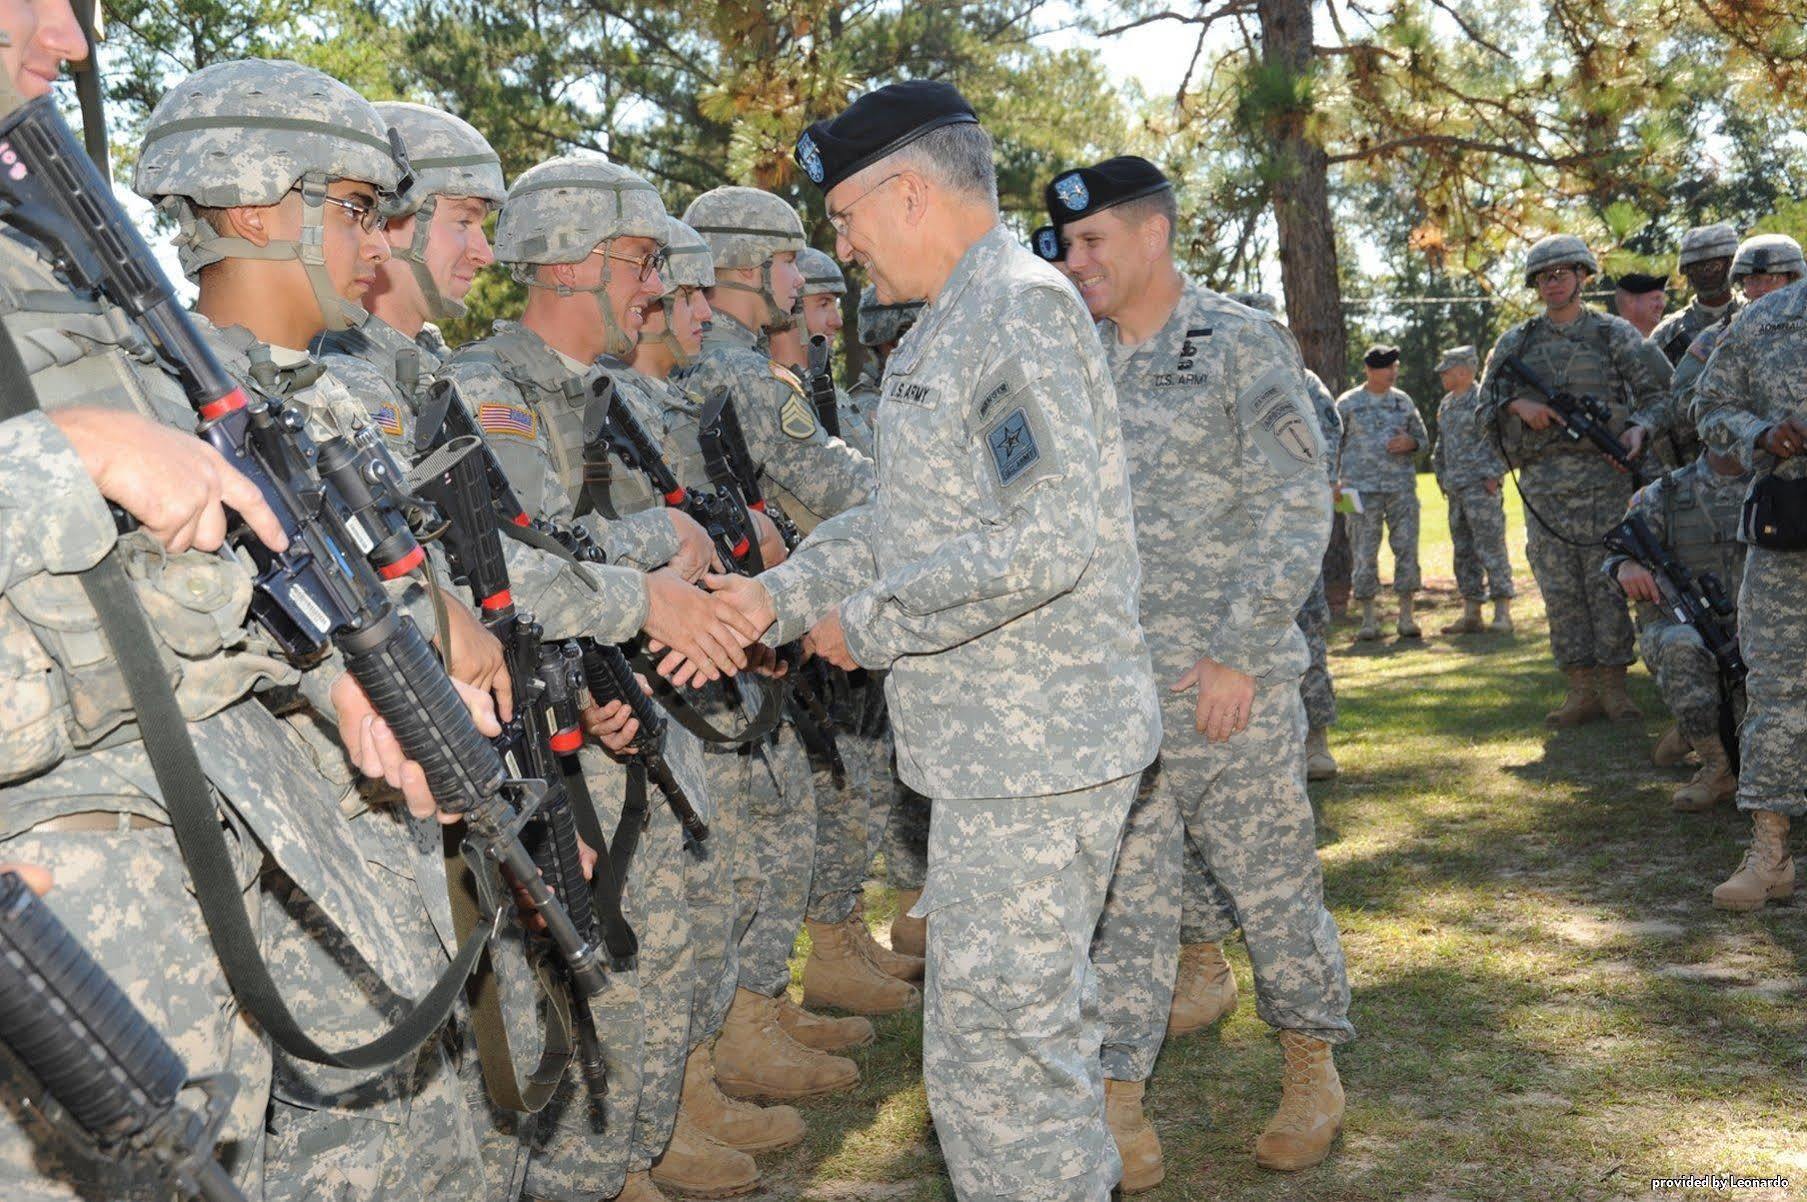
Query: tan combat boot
1395 594 1421 639
1596 664 1642 721
1167 941 1238 1036
1254 1031 1345 1171
1489 598 1514 634
1671 737 1737 813
1652 723 1692 768
1544 668 1603 727
614 1170 671 1202
775 995 873 1052
844 914 924 982
1355 598 1380 641
649 1112 760 1198
802 918 920 1015
1305 727 1338 781
1104 1078 1165 1194
681 1044 805 1153
713 988 859 1100
889 888 926 959
1441 599 1485 635
1711 811 1794 912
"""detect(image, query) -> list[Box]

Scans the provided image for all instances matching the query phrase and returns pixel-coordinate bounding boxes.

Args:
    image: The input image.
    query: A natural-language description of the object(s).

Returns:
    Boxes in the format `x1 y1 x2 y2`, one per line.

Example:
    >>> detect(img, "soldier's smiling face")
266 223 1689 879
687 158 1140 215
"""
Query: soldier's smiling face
0 0 83 100
423 195 496 303
1058 208 1151 320
803 293 843 339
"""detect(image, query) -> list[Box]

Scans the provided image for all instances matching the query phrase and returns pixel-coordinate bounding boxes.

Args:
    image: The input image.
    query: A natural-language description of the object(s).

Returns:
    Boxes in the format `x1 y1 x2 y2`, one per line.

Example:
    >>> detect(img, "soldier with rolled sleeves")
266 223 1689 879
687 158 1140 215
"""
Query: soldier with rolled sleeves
1337 345 1429 640
1604 451 1750 811
1052 155 1352 1182
710 83 1163 1200
1613 272 1668 339
1691 276 1807 912
1479 233 1672 727
1669 235 1805 419
1430 344 1516 634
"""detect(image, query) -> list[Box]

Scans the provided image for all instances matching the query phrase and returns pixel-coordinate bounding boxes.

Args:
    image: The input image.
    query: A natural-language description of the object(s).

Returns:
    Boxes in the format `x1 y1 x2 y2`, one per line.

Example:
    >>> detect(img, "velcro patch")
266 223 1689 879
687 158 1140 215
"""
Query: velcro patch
1238 366 1319 477
477 401 538 441
987 408 1040 485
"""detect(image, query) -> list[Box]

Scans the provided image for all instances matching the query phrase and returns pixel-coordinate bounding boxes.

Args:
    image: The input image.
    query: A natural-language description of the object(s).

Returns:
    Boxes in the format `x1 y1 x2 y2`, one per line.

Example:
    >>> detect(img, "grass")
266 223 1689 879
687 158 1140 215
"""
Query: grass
751 474 1807 1202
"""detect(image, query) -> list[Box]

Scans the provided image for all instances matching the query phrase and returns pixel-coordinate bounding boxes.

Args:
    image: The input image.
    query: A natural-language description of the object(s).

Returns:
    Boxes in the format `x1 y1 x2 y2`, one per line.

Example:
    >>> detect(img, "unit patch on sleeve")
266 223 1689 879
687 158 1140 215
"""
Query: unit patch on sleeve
1237 365 1319 477
371 400 404 438
477 401 538 441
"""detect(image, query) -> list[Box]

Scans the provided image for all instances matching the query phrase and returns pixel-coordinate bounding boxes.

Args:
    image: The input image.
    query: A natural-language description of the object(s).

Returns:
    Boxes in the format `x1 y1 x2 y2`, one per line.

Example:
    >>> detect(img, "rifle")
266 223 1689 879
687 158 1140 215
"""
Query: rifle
806 334 841 438
1503 354 1647 479
0 93 606 1061
0 872 244 1202
577 638 710 846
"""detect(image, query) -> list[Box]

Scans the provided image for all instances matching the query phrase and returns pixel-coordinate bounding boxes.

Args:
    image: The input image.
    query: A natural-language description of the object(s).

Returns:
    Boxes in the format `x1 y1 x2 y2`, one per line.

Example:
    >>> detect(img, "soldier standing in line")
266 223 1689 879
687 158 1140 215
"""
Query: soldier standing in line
1336 346 1428 640
1430 345 1516 635
1640 224 1743 464
1669 235 1805 417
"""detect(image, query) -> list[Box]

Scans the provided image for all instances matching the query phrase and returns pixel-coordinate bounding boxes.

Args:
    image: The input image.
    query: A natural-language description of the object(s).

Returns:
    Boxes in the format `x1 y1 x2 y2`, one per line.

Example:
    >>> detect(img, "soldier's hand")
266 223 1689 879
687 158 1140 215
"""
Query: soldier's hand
581 698 641 755
0 864 53 896
1483 477 1501 496
703 572 778 639
331 672 500 822
1508 399 1562 432
749 508 787 567
643 567 758 685
667 510 721 583
1386 433 1417 454
1615 562 1661 605
50 406 289 555
1173 656 1255 743
435 589 513 721
803 608 858 671
1620 425 1648 462
1760 416 1807 460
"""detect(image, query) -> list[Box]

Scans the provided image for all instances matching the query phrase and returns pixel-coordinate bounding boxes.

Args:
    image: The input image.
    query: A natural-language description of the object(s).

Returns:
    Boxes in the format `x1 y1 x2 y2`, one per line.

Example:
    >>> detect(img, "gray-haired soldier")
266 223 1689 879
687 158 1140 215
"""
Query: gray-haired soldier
1430 344 1515 633
1337 345 1428 640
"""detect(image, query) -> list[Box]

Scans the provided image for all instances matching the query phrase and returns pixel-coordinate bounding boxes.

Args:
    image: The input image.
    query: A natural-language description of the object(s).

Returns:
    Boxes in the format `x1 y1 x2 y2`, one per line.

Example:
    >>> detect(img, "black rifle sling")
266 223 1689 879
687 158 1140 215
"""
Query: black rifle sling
560 757 643 963
0 325 492 1071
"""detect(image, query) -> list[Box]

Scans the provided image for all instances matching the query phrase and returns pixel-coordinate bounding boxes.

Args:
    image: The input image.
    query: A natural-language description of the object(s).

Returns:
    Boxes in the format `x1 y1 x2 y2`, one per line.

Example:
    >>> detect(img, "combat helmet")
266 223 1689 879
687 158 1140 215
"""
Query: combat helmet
1677 222 1740 270
646 216 715 367
682 186 807 329
494 155 668 357
797 246 847 298
1731 233 1806 282
133 58 403 331
1522 234 1598 287
856 284 923 349
1229 291 1280 315
375 101 506 321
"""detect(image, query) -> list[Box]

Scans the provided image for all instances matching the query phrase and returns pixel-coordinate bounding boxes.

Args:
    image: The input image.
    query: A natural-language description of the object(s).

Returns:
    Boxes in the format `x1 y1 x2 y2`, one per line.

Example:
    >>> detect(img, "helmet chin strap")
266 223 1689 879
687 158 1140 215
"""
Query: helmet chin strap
398 195 466 321
514 238 637 358
712 259 790 330
650 296 697 367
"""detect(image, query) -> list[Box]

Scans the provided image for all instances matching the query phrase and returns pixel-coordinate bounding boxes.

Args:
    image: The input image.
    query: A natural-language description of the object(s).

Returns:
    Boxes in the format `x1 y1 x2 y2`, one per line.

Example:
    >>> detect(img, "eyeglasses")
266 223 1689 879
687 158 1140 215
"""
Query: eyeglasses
1533 266 1578 287
592 244 668 282
319 192 382 233
827 173 903 238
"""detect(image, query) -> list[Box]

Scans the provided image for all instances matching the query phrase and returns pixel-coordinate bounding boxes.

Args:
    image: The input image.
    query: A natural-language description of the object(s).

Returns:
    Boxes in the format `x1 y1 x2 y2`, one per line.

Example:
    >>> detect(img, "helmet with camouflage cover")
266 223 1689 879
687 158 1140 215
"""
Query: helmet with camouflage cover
1677 222 1740 270
682 186 806 328
133 58 404 331
797 246 847 298
1229 291 1280 315
648 216 715 367
1731 233 1805 281
375 102 507 321
494 155 668 356
856 284 922 349
1521 234 1598 287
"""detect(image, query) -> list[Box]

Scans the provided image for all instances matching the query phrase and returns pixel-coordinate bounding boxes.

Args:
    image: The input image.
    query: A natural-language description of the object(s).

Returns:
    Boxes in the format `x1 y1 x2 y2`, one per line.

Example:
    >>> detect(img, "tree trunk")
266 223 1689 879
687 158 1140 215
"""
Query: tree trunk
1258 0 1351 609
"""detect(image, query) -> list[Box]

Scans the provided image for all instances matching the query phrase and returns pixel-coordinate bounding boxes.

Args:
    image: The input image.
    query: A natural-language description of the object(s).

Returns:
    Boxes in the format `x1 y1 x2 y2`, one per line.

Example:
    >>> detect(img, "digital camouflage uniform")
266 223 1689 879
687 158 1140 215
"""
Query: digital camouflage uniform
1094 282 1352 1095
1298 370 1340 731
1692 279 1807 819
1432 383 1514 601
1602 457 1749 744
758 225 1161 1201
1479 308 1671 670
1336 385 1427 598
1642 225 1742 465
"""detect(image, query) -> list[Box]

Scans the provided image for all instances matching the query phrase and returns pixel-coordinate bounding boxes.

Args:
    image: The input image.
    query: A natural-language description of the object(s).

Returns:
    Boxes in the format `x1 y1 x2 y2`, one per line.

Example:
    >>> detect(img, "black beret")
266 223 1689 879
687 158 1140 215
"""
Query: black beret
1363 345 1401 368
1030 224 1064 262
1614 272 1668 295
794 80 979 195
1045 156 1171 226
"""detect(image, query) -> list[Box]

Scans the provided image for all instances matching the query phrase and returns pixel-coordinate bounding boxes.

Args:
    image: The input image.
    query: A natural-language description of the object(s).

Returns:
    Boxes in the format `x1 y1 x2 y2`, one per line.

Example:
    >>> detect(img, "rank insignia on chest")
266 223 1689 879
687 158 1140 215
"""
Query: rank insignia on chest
477 401 538 441
779 392 818 440
372 401 404 438
987 407 1040 485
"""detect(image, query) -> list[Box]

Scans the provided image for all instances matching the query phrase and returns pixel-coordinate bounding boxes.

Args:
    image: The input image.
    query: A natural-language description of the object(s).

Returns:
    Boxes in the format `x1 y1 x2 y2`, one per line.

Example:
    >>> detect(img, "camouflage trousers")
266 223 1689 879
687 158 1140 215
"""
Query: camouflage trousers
1524 484 1635 669
920 776 1138 1202
1446 482 1515 600
1099 681 1354 1070
738 723 817 998
1349 487 1421 598
1296 575 1338 731
691 744 751 1045
1640 618 1739 744
806 676 876 924
1734 549 1807 818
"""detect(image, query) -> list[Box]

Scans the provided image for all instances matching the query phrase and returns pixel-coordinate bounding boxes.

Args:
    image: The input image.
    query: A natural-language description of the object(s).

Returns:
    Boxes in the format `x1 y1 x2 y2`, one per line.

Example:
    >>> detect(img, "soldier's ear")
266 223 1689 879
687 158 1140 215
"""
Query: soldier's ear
221 203 275 247
549 259 581 290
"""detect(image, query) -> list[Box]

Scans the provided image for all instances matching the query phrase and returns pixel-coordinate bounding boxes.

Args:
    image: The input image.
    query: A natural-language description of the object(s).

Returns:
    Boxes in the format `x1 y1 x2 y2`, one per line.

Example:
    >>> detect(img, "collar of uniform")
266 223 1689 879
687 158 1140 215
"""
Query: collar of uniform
1102 275 1202 361
1536 305 1602 339
891 223 1014 372
1693 295 1738 319
703 310 760 350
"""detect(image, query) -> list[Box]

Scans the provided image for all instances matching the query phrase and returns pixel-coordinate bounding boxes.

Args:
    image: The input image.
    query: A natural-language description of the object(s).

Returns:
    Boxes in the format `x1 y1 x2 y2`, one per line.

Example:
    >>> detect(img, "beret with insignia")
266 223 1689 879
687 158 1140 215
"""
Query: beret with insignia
1614 272 1668 295
1044 155 1171 227
1030 224 1065 262
794 80 979 195
1363 344 1401 368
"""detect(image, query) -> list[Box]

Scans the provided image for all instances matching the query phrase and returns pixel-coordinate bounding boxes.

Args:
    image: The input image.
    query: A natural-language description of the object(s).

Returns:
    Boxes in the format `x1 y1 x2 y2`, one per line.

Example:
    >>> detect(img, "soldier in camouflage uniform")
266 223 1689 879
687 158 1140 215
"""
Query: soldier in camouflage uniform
846 285 923 460
713 85 1163 1200
1604 452 1749 810
1336 346 1428 640
131 58 510 1202
1053 156 1352 1184
1669 236 1805 424
1478 234 1672 727
1691 277 1807 912
1638 224 1741 465
677 186 895 1096
1430 345 1515 634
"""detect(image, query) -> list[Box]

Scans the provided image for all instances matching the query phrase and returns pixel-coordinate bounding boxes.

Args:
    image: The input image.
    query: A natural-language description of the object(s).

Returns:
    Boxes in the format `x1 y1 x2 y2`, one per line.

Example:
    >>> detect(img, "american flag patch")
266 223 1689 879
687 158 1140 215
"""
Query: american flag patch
372 401 404 438
477 401 537 441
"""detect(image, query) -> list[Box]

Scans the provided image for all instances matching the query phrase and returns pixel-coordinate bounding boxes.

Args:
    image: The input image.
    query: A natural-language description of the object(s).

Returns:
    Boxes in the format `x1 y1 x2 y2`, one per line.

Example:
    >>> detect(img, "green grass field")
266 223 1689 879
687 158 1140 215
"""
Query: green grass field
751 474 1807 1202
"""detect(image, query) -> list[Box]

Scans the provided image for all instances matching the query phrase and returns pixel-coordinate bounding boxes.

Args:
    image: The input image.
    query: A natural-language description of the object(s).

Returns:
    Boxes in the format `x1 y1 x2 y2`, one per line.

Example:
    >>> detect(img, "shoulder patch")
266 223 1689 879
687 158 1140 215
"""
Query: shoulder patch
1238 365 1319 478
371 400 404 438
477 400 538 441
987 408 1040 486
779 392 818 440
770 361 804 390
